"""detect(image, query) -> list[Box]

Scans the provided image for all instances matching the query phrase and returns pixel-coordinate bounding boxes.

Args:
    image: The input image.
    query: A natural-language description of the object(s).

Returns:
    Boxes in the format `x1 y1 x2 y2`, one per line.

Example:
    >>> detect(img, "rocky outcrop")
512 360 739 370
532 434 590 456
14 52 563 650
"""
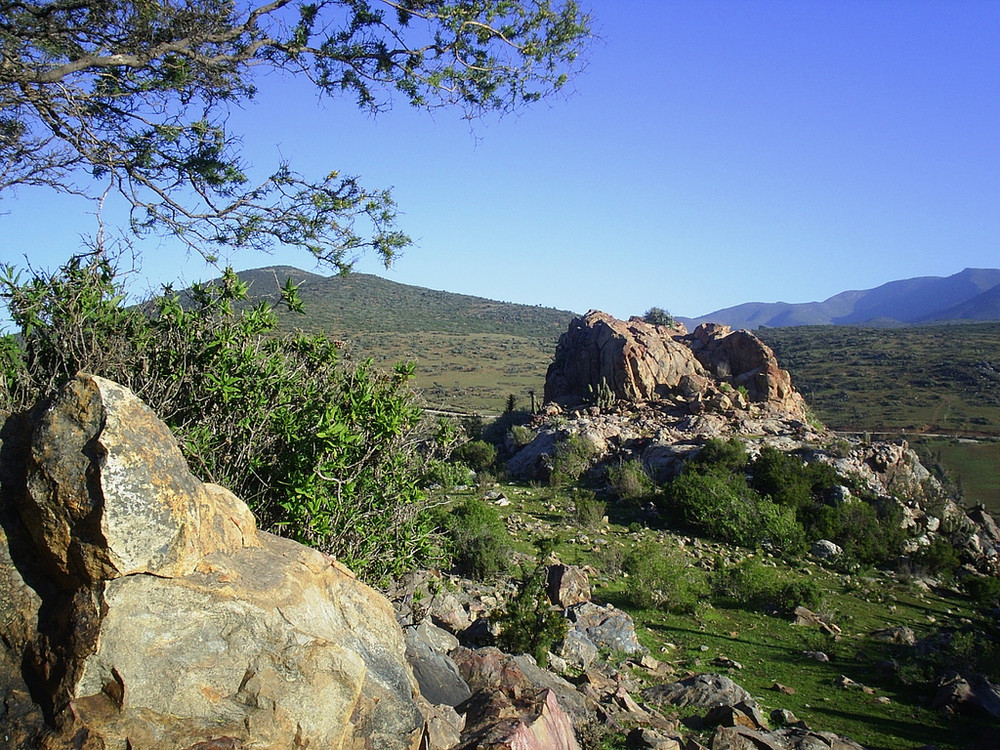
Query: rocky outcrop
0 374 425 750
544 311 703 406
543 311 807 420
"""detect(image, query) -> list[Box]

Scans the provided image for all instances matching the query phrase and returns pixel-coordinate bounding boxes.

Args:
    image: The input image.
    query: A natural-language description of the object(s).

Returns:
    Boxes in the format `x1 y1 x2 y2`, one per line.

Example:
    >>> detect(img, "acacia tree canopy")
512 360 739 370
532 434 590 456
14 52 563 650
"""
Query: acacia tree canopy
0 0 591 271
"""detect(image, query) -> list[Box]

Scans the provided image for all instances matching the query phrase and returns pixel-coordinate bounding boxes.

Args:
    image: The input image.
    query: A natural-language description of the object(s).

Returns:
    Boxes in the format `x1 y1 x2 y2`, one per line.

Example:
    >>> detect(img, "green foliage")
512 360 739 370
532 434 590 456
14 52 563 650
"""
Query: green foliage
663 469 806 554
964 575 1000 607
452 439 497 472
750 445 841 514
2 1 592 268
587 377 615 409
693 437 748 473
437 498 512 581
811 501 905 567
423 459 473 489
495 563 568 668
621 539 708 613
505 393 518 413
910 536 963 579
549 433 597 486
642 307 674 327
508 424 537 449
711 558 822 614
607 459 655 503
572 490 606 529
0 254 434 586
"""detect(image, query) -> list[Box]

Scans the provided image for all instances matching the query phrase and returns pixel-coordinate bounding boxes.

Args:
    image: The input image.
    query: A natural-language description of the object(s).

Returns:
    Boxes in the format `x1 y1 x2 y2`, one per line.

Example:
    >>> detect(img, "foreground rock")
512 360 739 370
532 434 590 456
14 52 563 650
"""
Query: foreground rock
0 374 424 749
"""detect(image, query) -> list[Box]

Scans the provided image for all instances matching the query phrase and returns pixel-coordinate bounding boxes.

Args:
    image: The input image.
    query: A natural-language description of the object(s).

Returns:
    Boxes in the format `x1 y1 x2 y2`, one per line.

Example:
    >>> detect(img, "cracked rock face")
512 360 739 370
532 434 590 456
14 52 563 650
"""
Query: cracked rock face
543 311 807 421
0 373 424 750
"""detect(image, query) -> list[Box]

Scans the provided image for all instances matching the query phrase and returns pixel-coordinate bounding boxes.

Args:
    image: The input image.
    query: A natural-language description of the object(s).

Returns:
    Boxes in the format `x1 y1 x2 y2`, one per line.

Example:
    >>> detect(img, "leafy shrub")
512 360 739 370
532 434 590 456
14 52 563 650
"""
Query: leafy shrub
508 424 536 448
910 536 962 579
607 459 655 503
423 459 473 489
573 490 606 529
549 433 597 486
712 559 822 614
750 445 841 514
663 470 805 553
964 576 1000 607
452 439 497 472
437 498 512 581
622 539 708 613
642 307 674 327
495 564 568 667
692 437 748 473
811 500 905 567
1 254 434 586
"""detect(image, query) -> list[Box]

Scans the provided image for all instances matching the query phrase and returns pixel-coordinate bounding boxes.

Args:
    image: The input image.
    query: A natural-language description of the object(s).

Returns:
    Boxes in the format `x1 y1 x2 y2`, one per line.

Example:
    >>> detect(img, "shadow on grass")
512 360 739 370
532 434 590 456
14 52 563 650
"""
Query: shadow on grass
807 702 995 750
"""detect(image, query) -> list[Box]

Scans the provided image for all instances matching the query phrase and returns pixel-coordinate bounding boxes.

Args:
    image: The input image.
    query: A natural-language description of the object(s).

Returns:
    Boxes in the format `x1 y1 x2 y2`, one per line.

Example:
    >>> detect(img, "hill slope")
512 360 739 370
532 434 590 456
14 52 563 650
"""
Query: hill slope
235 266 577 413
680 267 1000 329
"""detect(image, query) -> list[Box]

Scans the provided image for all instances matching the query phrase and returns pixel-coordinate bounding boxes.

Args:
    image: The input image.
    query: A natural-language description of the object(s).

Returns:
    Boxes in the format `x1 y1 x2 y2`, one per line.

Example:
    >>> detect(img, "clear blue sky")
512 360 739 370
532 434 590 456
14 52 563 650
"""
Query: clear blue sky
3 0 999 322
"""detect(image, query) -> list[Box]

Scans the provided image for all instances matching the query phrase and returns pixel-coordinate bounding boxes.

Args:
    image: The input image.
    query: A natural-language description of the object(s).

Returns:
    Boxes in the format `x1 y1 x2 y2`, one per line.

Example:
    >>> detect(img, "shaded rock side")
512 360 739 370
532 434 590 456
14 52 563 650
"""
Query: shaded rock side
543 311 808 420
0 373 424 750
544 311 704 406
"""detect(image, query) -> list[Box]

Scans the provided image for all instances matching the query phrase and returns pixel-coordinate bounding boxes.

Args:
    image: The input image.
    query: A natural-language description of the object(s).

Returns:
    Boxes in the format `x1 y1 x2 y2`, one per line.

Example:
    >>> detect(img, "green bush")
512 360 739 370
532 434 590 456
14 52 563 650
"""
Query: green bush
508 424 536 448
964 576 1000 607
573 490 606 529
811 500 905 567
452 439 497 472
549 433 597 486
622 539 708 613
1 254 435 586
692 437 748 473
910 536 962 579
495 564 568 667
711 558 822 614
664 469 805 554
607 459 655 503
750 445 842 514
423 459 473 489
437 498 512 581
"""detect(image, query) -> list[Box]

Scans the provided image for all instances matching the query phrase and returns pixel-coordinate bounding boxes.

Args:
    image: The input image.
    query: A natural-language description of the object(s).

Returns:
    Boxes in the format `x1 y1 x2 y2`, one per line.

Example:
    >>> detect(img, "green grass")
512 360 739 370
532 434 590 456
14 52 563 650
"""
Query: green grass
431 482 999 750
757 323 1000 436
910 437 1000 514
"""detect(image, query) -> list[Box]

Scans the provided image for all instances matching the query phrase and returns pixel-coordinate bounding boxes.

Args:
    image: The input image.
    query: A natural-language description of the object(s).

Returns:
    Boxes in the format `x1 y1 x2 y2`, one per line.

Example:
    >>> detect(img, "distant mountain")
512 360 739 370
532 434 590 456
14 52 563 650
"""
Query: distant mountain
232 266 578 339
679 268 1000 329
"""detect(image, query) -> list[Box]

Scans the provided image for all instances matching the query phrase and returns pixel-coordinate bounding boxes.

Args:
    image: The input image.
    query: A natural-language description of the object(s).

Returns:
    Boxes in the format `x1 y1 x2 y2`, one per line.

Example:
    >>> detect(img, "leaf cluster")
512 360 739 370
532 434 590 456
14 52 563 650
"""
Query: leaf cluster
0 252 435 585
1 1 592 267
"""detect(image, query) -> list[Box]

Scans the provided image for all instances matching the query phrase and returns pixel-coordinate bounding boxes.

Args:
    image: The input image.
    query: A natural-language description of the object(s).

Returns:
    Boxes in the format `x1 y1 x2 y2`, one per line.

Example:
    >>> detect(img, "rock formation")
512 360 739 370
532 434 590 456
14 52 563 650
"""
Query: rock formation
0 374 425 750
543 311 807 420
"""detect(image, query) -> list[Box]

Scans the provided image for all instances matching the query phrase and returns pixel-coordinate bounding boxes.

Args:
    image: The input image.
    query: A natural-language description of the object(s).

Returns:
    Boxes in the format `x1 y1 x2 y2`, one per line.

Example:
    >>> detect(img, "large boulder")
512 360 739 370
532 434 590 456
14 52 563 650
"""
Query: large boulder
543 312 808 420
544 311 704 406
683 323 808 420
0 374 425 750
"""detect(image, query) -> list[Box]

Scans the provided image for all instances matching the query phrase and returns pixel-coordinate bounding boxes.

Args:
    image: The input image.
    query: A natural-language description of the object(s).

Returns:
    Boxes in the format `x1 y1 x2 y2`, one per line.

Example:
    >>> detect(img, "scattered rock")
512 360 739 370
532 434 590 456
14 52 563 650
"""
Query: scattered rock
547 563 592 607
869 625 916 646
566 601 646 654
811 539 844 560
931 671 1000 719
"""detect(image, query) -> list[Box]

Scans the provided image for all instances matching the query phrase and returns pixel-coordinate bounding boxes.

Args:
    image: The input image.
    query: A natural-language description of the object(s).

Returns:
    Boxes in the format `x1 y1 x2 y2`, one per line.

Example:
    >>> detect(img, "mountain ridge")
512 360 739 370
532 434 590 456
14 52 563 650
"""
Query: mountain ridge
678 267 1000 329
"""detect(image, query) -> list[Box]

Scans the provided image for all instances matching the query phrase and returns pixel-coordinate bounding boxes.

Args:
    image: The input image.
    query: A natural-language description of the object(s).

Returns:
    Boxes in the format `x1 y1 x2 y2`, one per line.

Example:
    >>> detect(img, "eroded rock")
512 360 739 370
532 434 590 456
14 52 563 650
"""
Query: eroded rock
0 374 425 750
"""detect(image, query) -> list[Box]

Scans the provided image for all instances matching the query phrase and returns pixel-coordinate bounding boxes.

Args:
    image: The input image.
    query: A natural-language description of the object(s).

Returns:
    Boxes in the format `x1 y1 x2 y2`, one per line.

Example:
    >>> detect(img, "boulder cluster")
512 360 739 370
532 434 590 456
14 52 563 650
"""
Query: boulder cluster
544 312 807 420
0 374 875 749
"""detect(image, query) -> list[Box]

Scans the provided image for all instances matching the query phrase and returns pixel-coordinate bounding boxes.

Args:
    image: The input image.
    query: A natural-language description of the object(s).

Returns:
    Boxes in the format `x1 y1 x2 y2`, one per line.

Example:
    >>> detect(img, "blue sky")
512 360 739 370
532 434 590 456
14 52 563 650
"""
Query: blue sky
2 0 999 322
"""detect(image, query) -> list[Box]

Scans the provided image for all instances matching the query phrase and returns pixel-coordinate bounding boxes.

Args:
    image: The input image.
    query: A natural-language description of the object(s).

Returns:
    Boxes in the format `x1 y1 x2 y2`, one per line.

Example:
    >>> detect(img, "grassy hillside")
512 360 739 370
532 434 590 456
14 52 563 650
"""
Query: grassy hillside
235 269 1000 507
756 323 1000 436
237 267 576 413
757 323 1000 511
